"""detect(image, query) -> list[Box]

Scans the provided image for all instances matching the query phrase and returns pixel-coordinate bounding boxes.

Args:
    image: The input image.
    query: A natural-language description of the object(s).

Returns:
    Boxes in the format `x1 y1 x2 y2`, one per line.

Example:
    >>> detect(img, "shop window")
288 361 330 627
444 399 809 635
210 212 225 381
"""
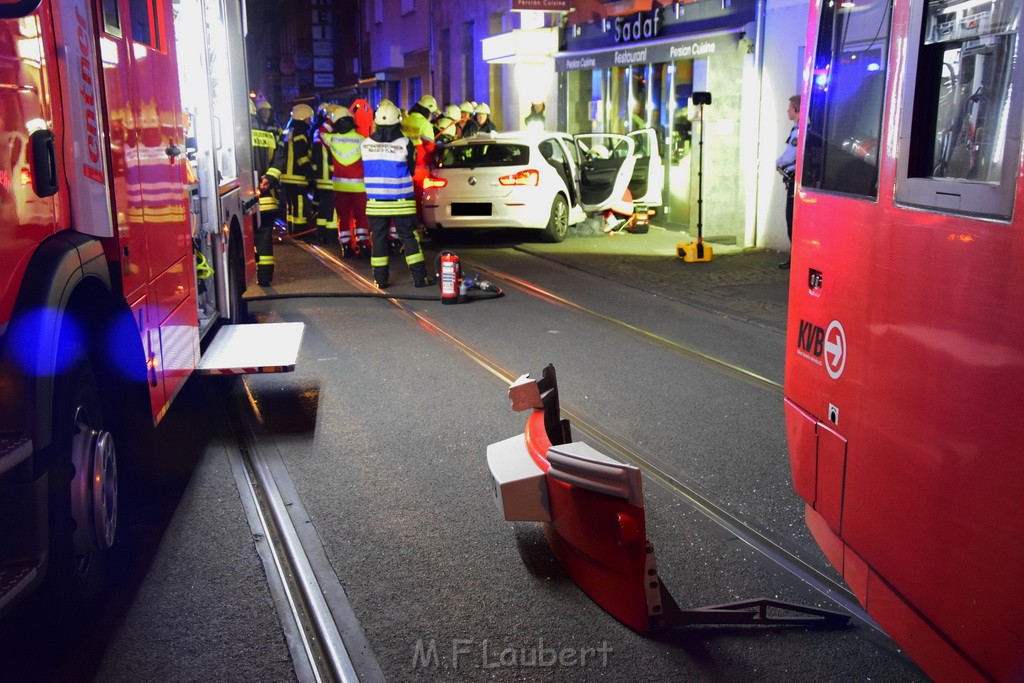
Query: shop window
802 0 892 199
895 0 1023 218
128 0 164 51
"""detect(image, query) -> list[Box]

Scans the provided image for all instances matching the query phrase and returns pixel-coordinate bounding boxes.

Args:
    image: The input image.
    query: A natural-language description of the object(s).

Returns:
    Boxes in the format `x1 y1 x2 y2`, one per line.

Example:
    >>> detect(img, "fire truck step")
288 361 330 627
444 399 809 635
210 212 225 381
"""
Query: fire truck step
196 322 305 375
0 561 38 612
0 434 32 477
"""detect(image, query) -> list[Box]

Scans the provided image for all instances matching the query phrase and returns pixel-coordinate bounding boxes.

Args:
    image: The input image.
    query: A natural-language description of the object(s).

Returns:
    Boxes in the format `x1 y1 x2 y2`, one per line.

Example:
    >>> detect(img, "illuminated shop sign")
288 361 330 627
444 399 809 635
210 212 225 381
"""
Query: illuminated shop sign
555 31 738 71
613 8 662 43
511 0 571 11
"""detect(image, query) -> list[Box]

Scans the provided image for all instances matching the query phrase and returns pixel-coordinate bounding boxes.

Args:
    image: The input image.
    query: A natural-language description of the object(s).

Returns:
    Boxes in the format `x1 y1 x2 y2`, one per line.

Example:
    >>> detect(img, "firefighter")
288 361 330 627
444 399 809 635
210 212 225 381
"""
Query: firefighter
439 104 462 140
456 101 474 137
323 106 370 258
312 104 339 244
403 95 438 230
361 101 435 288
252 98 283 286
434 117 457 145
462 102 497 137
350 98 374 138
264 103 314 237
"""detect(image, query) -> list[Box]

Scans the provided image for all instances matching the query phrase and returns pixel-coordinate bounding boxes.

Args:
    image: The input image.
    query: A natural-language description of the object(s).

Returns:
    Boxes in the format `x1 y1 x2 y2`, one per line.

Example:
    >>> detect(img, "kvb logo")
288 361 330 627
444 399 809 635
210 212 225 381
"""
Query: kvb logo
796 319 847 379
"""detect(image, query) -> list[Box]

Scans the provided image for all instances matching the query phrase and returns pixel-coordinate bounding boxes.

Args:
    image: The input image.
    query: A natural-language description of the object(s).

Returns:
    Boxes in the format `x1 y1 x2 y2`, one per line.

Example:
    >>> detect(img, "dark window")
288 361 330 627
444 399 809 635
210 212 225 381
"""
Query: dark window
101 0 121 37
438 143 529 168
802 0 893 199
128 0 163 51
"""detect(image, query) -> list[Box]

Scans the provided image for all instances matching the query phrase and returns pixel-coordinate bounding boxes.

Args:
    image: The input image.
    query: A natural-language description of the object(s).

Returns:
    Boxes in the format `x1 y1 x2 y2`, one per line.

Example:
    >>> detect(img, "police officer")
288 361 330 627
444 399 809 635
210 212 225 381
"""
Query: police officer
361 101 435 288
252 98 282 286
265 103 314 237
775 95 800 270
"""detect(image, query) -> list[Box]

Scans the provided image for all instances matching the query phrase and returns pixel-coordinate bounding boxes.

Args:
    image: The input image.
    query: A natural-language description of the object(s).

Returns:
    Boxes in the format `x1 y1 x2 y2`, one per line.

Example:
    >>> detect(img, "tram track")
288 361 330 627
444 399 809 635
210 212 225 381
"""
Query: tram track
216 381 362 683
294 241 878 632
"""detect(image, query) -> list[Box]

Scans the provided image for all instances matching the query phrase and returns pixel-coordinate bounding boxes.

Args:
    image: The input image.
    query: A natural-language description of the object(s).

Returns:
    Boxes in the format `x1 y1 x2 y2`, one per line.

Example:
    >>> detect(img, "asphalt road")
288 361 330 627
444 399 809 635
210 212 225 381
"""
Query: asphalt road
3 229 926 681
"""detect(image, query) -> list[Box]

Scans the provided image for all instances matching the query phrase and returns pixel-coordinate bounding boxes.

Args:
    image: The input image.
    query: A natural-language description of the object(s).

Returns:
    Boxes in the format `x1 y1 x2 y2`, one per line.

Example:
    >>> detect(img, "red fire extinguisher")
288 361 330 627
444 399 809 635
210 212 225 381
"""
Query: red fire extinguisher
438 251 463 305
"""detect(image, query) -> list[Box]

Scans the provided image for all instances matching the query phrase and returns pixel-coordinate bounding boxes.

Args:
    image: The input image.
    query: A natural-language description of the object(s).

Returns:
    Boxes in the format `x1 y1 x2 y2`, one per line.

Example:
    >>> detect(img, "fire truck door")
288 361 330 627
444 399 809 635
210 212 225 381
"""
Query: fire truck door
123 0 197 406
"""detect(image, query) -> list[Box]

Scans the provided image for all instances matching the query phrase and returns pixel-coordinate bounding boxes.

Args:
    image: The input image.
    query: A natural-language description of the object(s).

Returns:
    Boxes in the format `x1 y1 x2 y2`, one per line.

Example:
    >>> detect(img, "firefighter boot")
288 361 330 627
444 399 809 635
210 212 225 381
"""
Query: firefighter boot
411 263 436 288
257 264 274 287
373 267 390 289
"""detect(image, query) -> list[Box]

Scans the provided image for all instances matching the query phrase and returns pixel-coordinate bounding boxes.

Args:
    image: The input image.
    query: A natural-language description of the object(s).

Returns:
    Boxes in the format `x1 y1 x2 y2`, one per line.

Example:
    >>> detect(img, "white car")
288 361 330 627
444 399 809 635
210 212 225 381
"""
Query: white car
422 130 663 242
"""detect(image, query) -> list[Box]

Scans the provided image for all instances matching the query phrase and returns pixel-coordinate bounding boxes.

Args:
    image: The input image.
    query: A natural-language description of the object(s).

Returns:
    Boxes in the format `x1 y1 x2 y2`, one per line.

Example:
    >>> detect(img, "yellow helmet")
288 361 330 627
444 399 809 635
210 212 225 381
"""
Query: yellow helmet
291 104 314 122
459 101 474 114
443 104 461 120
330 106 353 123
257 99 272 111
417 95 438 113
475 102 491 116
374 101 402 126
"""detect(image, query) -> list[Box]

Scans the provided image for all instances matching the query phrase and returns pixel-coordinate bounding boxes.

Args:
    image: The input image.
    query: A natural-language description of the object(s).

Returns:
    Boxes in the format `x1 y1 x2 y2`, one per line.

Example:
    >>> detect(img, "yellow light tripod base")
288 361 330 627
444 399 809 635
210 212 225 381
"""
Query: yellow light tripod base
677 241 714 262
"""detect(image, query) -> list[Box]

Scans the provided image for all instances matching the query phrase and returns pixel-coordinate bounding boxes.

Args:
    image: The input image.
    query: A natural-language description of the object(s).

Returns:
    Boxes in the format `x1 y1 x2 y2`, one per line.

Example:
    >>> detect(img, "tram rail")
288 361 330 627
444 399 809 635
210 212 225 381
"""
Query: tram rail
292 241 878 633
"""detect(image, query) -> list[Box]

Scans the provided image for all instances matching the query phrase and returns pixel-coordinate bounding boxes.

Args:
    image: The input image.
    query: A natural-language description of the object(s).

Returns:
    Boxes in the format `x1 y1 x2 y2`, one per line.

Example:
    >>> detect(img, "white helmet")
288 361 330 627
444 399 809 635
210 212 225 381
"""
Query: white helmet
417 95 438 113
475 102 491 116
291 104 314 122
435 117 455 134
330 106 353 123
374 101 402 126
459 101 474 115
444 104 461 120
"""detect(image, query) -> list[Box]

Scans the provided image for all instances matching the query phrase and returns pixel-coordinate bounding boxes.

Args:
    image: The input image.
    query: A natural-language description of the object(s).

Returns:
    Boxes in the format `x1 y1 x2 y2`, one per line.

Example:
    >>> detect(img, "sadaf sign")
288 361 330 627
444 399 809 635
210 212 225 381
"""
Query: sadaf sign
511 0 571 11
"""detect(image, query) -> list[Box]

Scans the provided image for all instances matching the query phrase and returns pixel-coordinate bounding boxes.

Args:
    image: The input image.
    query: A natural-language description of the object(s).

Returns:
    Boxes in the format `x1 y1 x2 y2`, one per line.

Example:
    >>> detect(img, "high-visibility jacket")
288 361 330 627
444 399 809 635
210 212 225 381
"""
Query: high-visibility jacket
266 121 312 186
361 135 416 216
251 117 281 212
402 111 437 168
324 129 366 193
312 120 335 191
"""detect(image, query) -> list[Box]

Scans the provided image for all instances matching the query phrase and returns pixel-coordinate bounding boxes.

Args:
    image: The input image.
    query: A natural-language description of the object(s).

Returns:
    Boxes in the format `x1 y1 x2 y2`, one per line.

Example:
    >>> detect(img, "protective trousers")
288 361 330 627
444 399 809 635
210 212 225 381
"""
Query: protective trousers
368 213 428 287
282 184 309 235
315 185 336 244
254 209 280 286
334 191 369 253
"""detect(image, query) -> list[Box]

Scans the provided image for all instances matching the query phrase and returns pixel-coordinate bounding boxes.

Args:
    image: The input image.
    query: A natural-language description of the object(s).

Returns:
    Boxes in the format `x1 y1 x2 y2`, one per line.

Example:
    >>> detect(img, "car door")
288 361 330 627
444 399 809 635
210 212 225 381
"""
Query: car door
572 134 636 213
628 129 664 207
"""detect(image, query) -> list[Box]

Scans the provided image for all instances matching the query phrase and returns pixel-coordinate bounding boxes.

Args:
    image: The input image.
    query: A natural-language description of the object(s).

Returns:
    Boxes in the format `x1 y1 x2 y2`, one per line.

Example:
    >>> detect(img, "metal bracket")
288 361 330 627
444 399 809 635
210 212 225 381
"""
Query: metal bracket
657 595 850 629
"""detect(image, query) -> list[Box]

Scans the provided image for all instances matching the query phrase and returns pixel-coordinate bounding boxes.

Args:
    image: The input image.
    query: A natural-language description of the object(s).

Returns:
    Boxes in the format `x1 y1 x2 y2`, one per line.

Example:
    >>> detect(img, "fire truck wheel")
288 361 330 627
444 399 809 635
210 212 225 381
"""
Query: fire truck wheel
48 346 116 617
543 195 569 243
228 235 249 324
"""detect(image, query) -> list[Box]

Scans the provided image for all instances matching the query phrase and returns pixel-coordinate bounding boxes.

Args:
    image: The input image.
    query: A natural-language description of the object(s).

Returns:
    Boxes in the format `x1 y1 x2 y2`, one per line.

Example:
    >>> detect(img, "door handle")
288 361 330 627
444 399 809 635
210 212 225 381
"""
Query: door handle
166 145 183 158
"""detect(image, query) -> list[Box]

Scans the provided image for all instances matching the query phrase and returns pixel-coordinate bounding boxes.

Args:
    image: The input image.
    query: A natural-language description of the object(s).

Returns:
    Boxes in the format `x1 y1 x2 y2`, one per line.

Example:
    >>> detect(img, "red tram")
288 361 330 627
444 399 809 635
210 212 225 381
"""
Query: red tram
785 0 1024 679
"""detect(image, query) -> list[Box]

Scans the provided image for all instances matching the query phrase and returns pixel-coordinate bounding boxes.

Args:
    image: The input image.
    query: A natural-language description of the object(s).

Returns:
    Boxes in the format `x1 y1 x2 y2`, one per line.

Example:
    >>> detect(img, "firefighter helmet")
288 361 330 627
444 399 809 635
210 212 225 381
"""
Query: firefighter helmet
459 101 474 115
257 99 272 111
417 95 438 113
435 117 455 134
444 104 461 120
475 102 491 116
374 101 402 126
291 104 314 122
331 106 353 123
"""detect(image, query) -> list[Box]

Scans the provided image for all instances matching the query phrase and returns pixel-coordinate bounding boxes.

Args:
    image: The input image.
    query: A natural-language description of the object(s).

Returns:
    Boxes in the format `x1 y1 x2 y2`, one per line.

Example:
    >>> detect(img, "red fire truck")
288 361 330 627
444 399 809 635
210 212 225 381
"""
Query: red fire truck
0 0 302 618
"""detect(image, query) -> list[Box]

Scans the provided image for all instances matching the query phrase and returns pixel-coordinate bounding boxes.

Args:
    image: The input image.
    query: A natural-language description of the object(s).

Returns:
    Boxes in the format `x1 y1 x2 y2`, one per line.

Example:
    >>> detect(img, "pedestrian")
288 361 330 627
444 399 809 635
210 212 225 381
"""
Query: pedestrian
462 102 497 137
361 101 436 288
323 106 371 258
252 98 283 285
776 94 800 270
525 101 545 131
265 103 314 238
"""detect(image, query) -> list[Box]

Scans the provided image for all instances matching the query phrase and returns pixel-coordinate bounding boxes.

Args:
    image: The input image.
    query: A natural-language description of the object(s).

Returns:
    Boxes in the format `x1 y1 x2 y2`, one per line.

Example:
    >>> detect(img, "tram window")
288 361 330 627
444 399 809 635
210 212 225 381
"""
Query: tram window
802 0 893 199
896 0 1023 218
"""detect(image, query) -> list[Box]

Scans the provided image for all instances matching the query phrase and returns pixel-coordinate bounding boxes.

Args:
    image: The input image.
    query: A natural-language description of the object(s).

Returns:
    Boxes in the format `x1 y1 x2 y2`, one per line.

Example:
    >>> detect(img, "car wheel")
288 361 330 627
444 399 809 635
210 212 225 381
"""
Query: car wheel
543 195 569 243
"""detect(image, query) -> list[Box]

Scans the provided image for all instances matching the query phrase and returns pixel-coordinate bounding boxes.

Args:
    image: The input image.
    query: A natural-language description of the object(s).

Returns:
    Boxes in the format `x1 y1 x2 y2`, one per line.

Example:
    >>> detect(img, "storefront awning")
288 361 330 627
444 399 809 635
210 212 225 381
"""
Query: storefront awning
555 27 741 71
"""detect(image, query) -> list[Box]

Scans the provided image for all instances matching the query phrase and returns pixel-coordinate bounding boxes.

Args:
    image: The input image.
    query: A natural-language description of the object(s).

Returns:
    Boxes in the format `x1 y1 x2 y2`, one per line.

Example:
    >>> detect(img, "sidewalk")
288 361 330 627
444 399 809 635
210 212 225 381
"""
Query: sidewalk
514 223 792 333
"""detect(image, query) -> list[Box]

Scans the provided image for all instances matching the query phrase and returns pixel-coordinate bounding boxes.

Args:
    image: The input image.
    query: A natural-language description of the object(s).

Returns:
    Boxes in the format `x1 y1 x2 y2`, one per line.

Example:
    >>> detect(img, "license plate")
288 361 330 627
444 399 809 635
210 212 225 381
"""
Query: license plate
452 203 492 217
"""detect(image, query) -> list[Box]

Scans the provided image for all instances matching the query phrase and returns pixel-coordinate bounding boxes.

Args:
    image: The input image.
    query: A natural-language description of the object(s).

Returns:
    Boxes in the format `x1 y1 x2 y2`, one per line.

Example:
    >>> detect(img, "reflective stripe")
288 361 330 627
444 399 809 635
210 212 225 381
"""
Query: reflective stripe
405 251 425 265
370 255 389 266
366 198 417 216
252 129 277 149
259 196 280 210
257 255 275 265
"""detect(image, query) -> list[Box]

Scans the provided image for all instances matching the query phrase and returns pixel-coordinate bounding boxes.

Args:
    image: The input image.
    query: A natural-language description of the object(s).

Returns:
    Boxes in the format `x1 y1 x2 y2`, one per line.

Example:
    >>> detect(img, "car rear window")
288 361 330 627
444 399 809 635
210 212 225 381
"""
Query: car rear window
438 143 530 168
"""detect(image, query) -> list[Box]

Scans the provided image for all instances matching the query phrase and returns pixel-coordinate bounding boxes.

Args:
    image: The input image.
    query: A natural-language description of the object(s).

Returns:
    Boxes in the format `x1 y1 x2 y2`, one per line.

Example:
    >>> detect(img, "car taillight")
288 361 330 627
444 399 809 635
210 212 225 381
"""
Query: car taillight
424 176 448 190
498 169 539 186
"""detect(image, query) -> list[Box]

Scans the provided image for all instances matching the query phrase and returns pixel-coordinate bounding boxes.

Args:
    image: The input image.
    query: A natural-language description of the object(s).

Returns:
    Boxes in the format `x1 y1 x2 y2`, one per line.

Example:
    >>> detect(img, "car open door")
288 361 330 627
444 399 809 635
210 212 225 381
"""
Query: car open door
627 129 664 207
573 134 636 213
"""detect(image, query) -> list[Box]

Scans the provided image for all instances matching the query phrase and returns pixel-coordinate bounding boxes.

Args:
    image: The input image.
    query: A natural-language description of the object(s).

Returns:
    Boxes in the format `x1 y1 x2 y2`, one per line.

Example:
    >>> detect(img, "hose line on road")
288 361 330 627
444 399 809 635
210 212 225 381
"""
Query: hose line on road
245 290 504 302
